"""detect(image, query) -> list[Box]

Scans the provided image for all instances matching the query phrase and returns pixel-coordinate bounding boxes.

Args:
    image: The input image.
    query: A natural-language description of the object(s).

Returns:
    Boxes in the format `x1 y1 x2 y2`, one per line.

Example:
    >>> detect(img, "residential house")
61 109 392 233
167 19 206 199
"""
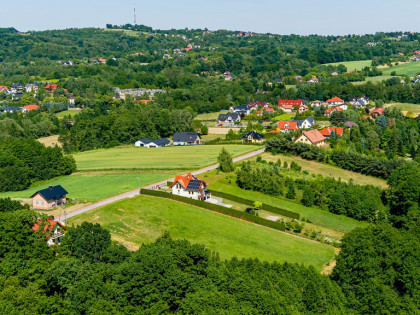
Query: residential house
310 100 323 107
218 112 241 125
274 121 299 133
69 96 76 105
344 121 359 128
241 131 265 143
170 173 210 200
135 138 170 148
33 218 67 246
25 84 39 93
2 106 21 113
10 83 23 93
22 105 40 112
278 103 294 113
248 102 269 111
278 99 303 108
319 127 344 138
0 86 9 93
11 92 23 100
369 107 385 118
98 58 107 63
349 96 369 107
324 106 343 116
331 72 339 76
31 185 68 210
307 78 319 83
273 78 283 84
295 129 326 147
172 132 201 146
45 84 59 92
257 105 276 116
326 96 344 107
293 117 316 129
229 105 250 116
298 104 309 114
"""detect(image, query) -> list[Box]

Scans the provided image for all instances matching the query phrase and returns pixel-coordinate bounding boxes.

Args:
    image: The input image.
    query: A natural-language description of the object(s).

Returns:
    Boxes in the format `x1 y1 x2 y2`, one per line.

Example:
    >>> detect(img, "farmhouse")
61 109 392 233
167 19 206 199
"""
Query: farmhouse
172 132 201 146
170 173 210 200
319 127 344 138
241 131 264 143
31 185 68 210
135 138 170 148
33 218 67 246
218 112 241 125
275 121 299 133
295 129 326 147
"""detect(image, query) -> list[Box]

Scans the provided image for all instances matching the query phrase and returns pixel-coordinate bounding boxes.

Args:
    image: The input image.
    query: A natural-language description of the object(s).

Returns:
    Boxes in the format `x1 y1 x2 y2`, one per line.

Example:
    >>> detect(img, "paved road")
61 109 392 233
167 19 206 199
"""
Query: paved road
66 147 265 219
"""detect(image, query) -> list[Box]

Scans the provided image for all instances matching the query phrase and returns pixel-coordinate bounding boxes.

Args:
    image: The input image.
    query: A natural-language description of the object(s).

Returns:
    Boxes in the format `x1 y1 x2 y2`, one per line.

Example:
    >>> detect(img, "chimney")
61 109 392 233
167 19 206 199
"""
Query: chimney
49 185 53 190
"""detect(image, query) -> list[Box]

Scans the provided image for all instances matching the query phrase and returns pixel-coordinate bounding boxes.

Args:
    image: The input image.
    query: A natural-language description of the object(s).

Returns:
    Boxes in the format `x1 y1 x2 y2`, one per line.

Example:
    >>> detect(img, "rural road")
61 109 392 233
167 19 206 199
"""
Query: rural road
66 147 265 219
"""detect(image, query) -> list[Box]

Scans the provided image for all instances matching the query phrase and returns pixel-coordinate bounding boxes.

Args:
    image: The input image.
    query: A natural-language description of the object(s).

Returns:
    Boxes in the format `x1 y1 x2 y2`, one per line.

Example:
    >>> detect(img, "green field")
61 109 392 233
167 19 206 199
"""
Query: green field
55 110 81 118
352 75 394 85
69 195 336 271
195 111 226 121
325 60 372 71
384 102 420 114
274 113 295 120
0 173 171 202
382 62 420 76
74 145 260 171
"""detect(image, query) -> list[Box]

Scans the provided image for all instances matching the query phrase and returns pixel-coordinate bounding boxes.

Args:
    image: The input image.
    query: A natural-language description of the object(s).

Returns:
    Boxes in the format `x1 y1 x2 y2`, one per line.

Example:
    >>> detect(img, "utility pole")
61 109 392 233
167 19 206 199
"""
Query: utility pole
137 177 141 193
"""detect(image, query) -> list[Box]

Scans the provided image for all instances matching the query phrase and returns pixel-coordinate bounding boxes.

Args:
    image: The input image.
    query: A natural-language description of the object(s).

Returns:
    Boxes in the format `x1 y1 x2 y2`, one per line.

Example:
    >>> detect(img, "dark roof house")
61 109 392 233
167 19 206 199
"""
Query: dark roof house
31 185 68 201
172 132 201 145
241 131 264 143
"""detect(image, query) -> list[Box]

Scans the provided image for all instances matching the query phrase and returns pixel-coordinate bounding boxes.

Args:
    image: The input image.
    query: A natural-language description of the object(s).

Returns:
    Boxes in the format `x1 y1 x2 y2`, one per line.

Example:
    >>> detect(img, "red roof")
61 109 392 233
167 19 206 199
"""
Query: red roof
23 105 40 111
299 129 326 144
33 218 66 240
278 100 303 107
0 86 8 91
44 84 59 90
369 107 384 115
319 127 344 137
170 173 208 191
257 107 275 114
98 58 106 63
276 121 298 130
326 96 343 103
248 101 269 107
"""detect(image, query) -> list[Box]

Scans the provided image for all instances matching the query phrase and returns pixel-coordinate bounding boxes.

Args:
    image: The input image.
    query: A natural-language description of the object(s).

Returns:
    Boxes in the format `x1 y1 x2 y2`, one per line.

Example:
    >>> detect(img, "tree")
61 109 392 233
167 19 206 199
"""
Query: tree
376 115 387 128
200 125 208 135
217 148 234 172
286 182 296 199
330 111 346 126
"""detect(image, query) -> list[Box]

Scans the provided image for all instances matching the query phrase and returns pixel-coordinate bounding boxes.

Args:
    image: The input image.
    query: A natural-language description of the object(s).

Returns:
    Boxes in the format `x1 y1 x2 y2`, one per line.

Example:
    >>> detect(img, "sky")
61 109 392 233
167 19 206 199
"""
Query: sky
0 0 419 35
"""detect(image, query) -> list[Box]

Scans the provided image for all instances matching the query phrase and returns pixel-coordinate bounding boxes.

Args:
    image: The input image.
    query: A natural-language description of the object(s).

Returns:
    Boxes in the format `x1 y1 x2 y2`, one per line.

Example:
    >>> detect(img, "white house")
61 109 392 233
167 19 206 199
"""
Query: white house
293 117 316 129
32 218 67 246
218 112 241 125
135 138 170 148
170 173 211 200
172 132 201 146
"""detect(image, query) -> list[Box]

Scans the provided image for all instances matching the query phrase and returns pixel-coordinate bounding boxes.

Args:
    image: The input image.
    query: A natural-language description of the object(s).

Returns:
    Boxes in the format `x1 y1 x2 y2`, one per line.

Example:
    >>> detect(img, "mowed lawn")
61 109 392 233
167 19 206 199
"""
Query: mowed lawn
55 110 81 118
274 113 295 120
74 145 260 171
69 195 336 271
325 60 372 71
253 152 387 188
382 62 420 76
0 173 171 202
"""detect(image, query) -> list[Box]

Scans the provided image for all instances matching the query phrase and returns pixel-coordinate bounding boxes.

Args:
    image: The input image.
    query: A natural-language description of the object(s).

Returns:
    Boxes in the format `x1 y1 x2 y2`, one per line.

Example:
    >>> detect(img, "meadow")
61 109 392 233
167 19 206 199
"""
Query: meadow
37 135 62 148
352 75 394 85
325 60 372 71
74 145 259 171
384 102 420 114
0 173 171 202
54 110 81 118
195 111 226 121
382 62 420 76
273 113 295 120
69 195 336 271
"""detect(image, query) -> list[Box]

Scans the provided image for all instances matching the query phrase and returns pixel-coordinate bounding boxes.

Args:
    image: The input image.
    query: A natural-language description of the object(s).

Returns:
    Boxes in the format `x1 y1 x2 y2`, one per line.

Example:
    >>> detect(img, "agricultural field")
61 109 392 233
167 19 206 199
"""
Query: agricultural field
74 145 259 171
54 110 81 118
325 60 372 71
195 111 226 121
352 75 394 85
69 195 336 271
202 170 369 233
381 62 420 76
251 152 387 188
37 135 62 148
384 102 420 114
0 173 171 202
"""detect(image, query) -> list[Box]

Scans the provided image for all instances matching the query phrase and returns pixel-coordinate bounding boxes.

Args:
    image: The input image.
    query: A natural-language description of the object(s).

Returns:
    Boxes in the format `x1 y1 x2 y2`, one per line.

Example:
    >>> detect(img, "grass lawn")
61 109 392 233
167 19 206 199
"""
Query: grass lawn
0 173 171 202
37 135 62 148
74 145 260 171
384 102 420 114
253 152 387 188
274 113 295 120
195 111 226 121
325 60 372 71
382 62 420 76
69 195 336 271
352 75 394 85
55 110 81 118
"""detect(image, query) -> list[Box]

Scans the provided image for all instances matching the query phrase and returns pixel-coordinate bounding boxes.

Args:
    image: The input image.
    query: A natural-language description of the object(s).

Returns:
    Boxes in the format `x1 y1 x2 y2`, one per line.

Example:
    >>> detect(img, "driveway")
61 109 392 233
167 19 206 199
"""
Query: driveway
66 147 265 220
205 196 233 208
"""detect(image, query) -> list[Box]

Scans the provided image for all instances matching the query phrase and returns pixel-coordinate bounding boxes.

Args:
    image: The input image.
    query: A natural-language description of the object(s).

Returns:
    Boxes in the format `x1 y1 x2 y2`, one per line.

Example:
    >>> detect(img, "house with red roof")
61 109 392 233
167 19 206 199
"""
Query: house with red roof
324 106 343 116
0 86 9 92
295 129 327 147
170 173 210 200
98 58 107 63
307 78 319 83
22 105 40 112
326 96 344 107
33 218 67 246
257 106 276 115
44 84 59 92
274 121 299 133
369 107 385 118
319 127 344 138
298 104 309 114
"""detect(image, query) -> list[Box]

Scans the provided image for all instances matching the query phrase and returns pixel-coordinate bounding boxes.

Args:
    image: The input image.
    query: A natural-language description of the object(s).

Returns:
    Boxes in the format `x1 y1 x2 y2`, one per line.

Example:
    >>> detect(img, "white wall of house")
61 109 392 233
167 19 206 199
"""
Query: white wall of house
171 183 202 199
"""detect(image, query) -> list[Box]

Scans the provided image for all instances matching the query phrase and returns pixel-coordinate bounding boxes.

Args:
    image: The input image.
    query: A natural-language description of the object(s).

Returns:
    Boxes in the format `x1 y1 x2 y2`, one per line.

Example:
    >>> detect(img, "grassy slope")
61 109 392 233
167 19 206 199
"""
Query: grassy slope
0 173 171 202
384 102 420 114
69 195 335 271
254 152 387 188
382 62 420 76
74 145 260 170
352 75 394 85
325 60 372 71
37 135 62 148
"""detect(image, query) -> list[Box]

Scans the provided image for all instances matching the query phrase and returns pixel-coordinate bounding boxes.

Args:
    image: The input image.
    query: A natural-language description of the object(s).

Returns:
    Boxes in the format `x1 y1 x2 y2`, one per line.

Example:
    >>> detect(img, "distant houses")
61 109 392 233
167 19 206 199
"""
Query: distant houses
172 132 201 146
2 106 21 113
31 185 68 210
170 173 211 200
135 138 170 148
22 105 40 112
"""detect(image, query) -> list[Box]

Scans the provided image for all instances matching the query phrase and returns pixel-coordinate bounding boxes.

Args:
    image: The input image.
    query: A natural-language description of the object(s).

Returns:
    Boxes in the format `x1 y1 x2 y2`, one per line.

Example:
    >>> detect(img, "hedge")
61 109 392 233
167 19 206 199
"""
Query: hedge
140 189 286 231
211 190 300 219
